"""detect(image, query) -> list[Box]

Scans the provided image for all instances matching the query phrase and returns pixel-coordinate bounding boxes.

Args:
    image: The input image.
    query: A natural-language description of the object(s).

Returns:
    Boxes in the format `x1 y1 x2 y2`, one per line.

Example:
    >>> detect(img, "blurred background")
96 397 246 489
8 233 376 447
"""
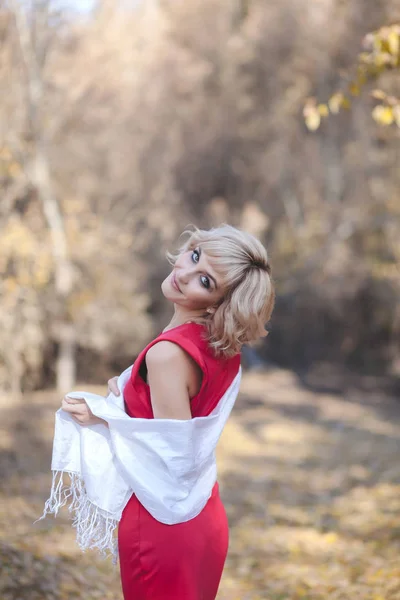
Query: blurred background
0 1 400 599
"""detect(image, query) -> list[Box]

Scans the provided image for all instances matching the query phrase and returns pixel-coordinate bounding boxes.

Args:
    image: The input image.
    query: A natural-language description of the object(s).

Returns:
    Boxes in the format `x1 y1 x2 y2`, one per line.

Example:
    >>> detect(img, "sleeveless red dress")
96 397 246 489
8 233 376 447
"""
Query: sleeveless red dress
118 322 241 600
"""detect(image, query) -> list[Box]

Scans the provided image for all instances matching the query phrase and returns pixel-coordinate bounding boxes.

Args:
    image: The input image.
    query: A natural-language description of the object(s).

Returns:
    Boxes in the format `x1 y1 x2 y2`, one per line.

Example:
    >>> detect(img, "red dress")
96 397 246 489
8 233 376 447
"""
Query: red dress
118 322 241 600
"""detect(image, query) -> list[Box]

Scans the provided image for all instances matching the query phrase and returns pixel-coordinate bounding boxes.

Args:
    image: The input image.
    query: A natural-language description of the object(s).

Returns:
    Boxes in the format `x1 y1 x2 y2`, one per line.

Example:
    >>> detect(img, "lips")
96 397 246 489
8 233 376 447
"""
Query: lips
172 272 182 293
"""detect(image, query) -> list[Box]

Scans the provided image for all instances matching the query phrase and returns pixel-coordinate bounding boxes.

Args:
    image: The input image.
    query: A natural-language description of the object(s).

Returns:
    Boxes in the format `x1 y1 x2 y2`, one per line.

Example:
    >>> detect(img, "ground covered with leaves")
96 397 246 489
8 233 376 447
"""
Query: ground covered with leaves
1 367 399 599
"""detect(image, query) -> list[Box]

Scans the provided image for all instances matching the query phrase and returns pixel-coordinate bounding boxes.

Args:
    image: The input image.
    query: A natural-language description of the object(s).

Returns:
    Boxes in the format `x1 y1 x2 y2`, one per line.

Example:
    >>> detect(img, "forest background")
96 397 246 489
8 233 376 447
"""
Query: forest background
1 1 400 599
1 0 400 395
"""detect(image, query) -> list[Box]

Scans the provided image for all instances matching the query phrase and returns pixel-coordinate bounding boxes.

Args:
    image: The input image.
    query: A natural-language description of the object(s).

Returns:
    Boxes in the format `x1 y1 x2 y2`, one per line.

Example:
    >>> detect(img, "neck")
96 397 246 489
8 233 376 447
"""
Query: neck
164 306 206 332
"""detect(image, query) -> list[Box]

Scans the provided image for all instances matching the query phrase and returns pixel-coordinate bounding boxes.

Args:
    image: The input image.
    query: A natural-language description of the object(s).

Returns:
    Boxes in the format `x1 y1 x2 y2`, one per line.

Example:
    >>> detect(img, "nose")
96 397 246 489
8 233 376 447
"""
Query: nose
176 263 197 284
178 267 193 284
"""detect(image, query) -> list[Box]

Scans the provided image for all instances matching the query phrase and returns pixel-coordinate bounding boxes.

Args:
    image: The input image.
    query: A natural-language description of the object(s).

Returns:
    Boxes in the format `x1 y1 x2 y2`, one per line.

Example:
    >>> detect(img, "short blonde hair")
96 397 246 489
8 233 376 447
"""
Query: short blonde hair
167 224 275 357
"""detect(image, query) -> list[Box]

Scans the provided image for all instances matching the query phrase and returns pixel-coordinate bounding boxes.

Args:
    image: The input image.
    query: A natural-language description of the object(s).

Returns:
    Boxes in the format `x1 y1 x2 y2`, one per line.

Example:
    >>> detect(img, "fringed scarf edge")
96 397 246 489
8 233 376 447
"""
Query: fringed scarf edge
35 471 119 564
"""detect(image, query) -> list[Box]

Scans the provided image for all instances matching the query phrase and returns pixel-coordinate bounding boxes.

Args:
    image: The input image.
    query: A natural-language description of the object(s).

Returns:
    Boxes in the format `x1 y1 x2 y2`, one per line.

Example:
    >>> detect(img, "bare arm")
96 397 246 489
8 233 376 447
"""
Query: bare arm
145 341 195 420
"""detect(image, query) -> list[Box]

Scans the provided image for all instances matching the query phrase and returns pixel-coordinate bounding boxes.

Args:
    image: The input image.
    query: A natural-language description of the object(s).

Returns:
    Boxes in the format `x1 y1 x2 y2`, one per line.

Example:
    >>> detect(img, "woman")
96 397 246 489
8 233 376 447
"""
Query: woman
61 224 275 600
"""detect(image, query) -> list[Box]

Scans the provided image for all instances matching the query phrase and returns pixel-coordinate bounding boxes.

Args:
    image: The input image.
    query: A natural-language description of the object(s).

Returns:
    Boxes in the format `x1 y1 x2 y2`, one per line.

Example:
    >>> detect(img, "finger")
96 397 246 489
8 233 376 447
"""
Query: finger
64 396 86 404
107 377 120 396
61 400 82 414
61 401 74 413
71 414 84 425
71 413 92 427
107 377 120 395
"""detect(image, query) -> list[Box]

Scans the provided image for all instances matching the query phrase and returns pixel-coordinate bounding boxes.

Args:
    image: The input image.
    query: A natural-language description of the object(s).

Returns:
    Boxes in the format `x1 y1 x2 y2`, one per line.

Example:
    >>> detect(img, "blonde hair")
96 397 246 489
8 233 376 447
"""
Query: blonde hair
167 224 275 357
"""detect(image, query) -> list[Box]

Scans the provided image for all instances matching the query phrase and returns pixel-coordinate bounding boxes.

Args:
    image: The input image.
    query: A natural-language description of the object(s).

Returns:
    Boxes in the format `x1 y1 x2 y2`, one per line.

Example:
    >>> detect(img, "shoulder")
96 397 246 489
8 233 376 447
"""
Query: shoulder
146 340 192 371
145 341 195 418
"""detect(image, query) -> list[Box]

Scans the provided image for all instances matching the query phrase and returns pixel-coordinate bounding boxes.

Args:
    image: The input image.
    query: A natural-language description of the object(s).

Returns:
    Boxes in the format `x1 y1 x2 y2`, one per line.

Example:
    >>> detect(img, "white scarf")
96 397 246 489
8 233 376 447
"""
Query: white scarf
38 364 242 560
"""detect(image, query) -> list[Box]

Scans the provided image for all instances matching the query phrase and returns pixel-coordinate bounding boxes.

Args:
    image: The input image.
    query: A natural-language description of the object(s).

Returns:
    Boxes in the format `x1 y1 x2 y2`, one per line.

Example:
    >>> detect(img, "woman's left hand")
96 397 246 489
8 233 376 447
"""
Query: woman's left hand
61 396 108 427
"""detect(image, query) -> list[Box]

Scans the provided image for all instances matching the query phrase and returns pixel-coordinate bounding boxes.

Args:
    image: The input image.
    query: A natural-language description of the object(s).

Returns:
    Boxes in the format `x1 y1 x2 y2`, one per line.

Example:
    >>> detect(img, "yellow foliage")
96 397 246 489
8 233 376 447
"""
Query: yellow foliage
328 92 345 114
372 104 394 125
317 103 329 117
306 23 400 129
387 30 399 56
374 51 394 67
341 96 351 110
306 111 320 131
303 101 321 131
371 89 387 100
324 532 338 544
373 32 382 53
359 51 371 63
303 101 331 130
391 104 400 127
349 82 360 96
355 68 367 86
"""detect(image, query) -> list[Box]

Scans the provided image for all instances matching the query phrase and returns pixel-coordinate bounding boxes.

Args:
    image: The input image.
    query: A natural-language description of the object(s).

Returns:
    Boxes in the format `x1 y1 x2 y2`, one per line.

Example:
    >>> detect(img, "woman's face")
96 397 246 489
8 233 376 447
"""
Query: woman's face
161 246 226 311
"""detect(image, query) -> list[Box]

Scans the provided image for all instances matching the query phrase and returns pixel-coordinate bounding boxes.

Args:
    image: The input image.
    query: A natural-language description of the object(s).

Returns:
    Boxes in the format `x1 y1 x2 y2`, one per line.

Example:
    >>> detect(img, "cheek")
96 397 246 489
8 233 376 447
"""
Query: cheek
179 282 206 305
185 282 204 299
188 285 220 308
160 278 170 298
175 252 191 268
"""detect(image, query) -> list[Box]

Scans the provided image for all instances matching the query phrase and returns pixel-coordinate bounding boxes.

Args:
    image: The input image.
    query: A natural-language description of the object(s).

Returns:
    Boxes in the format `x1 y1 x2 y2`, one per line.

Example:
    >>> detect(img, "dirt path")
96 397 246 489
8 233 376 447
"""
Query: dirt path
1 368 399 599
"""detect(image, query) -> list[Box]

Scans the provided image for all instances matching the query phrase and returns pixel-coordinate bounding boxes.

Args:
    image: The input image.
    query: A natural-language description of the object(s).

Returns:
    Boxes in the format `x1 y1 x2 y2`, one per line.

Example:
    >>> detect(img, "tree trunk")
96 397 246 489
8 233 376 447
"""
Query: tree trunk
31 148 76 392
56 322 76 393
12 2 77 392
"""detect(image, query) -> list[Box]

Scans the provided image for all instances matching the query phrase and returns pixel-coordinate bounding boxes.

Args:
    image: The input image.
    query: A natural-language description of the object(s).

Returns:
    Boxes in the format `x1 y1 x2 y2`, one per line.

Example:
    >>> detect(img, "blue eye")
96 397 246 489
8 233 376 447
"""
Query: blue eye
201 275 210 289
192 249 211 289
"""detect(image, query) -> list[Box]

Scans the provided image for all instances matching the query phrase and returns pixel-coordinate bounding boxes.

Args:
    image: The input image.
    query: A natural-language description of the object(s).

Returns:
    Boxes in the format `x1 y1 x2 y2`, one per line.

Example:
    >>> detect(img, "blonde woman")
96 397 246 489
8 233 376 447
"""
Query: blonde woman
61 224 275 600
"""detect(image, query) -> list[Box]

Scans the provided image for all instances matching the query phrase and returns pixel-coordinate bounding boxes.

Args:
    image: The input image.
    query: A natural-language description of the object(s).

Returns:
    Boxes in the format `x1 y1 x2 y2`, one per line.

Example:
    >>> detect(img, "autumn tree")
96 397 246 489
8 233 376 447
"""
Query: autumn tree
0 2 155 395
304 23 400 130
1 0 399 394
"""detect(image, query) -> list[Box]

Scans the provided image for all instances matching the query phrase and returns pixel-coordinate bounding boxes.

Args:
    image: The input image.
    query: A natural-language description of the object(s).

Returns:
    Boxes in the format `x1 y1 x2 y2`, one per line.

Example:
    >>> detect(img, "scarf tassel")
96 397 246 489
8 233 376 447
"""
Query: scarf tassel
35 471 119 563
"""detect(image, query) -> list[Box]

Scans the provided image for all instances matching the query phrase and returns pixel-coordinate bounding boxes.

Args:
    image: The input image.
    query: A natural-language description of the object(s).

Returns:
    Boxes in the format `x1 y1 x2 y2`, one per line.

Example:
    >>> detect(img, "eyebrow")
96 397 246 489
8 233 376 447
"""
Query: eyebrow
198 247 219 289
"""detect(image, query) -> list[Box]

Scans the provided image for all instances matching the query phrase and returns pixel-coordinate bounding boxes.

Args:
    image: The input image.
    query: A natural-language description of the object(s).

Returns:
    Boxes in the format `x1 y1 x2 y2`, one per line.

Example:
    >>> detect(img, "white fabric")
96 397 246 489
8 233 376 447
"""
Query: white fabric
38 364 242 559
